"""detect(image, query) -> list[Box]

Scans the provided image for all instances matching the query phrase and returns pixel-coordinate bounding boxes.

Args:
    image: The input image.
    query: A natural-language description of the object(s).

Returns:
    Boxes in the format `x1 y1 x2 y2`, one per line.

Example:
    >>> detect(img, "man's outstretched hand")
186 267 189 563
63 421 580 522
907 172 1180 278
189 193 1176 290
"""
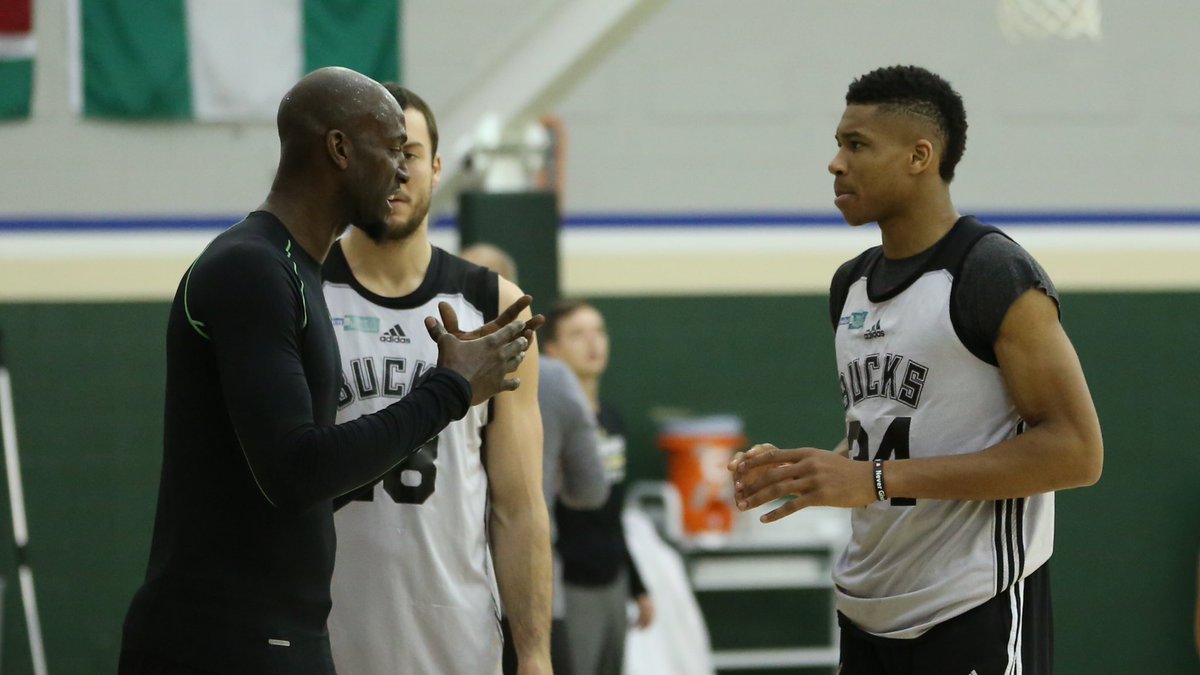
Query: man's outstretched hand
425 295 545 405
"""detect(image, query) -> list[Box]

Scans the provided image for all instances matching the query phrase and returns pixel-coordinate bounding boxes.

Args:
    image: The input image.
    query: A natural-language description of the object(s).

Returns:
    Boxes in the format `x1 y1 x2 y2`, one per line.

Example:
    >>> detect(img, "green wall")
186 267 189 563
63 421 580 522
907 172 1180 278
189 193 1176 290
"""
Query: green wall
592 292 1200 673
459 191 562 310
0 292 1194 673
0 303 167 675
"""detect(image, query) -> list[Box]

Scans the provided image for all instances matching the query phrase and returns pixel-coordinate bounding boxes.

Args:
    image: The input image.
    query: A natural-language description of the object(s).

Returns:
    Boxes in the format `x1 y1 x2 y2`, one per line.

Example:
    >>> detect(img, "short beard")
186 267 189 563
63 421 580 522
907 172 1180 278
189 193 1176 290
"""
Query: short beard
379 214 423 242
379 196 431 243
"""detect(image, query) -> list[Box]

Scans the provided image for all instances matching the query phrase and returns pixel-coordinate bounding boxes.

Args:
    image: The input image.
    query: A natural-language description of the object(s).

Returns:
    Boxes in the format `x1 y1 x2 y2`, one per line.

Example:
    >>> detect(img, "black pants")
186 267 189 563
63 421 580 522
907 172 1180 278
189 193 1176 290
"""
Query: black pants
118 651 223 675
839 563 1053 675
501 617 575 675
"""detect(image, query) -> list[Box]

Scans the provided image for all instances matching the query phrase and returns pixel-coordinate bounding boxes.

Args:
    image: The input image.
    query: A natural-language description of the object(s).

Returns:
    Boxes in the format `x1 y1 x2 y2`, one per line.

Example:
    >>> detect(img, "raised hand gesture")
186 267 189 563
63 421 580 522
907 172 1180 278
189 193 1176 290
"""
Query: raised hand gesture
425 295 545 405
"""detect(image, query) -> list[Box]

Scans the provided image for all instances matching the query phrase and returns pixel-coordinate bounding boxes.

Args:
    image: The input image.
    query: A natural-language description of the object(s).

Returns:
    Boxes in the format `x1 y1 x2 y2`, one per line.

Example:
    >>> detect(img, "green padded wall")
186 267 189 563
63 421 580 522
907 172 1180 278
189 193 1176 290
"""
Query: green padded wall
0 303 167 675
458 191 561 312
590 292 1200 674
0 291 1194 673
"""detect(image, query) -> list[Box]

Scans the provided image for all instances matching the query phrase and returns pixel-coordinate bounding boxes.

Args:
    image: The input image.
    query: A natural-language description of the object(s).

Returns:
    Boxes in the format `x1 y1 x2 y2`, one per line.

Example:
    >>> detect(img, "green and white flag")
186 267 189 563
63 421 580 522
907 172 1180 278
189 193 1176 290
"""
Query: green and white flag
71 0 401 121
0 0 34 119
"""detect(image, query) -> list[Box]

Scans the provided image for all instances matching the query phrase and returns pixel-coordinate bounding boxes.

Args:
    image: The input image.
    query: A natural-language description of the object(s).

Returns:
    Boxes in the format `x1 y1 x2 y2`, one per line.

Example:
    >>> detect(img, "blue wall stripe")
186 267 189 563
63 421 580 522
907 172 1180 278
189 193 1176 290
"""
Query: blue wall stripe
3 211 1200 232
0 217 239 232
449 210 1200 229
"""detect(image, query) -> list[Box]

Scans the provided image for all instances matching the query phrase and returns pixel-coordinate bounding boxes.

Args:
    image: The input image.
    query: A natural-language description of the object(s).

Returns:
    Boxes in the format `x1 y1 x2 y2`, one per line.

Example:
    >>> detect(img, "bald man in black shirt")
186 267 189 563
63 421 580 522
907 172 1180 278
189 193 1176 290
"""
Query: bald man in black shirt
119 68 539 675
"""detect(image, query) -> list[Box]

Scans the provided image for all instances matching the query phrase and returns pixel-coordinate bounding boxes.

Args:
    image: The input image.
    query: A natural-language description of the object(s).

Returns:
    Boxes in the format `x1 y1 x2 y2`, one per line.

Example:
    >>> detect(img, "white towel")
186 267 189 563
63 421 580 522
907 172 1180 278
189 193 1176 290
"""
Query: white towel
622 508 716 675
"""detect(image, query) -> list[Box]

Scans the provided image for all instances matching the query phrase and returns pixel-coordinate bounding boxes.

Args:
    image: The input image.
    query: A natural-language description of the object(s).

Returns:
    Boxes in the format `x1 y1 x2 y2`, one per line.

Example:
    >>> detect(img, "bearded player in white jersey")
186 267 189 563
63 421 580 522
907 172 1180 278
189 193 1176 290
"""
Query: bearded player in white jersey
732 65 1103 674
323 84 551 675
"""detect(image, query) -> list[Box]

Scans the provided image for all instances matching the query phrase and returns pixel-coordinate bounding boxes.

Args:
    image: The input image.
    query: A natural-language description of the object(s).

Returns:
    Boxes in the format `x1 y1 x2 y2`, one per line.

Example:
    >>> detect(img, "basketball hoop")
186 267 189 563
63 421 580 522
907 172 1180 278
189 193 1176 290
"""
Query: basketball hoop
998 0 1102 42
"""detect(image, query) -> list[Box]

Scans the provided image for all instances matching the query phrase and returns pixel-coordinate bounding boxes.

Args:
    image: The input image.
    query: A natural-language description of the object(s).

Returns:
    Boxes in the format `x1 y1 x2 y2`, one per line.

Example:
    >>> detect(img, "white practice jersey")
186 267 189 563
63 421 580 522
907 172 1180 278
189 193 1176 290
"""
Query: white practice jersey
323 243 502 675
830 218 1053 639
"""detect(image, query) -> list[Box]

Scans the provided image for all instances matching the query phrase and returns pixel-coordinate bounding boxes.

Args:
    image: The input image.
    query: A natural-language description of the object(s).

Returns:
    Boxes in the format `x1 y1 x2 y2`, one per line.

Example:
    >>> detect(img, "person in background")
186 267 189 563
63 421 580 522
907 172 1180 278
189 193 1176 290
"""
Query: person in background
542 300 653 675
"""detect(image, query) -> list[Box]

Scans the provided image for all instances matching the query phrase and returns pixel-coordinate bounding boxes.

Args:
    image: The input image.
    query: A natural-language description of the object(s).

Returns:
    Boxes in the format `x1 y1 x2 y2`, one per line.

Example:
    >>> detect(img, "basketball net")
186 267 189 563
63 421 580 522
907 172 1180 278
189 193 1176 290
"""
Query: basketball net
998 0 1102 42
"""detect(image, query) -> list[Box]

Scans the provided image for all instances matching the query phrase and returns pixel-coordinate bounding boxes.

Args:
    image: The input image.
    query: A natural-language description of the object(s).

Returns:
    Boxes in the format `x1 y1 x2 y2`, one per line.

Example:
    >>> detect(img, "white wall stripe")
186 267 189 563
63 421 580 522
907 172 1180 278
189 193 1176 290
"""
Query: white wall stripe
1 226 1199 300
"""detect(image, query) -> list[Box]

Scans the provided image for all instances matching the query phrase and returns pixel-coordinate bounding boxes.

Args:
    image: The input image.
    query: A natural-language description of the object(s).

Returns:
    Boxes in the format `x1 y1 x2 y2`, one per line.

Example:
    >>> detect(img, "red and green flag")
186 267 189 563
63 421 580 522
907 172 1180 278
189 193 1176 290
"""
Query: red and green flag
0 0 33 119
72 0 402 121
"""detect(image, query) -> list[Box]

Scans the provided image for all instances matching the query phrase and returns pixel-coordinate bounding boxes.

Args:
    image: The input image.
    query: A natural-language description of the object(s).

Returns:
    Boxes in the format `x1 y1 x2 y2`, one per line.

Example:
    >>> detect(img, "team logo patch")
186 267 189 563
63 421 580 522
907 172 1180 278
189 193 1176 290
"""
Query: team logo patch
337 315 381 333
380 324 411 344
841 311 868 330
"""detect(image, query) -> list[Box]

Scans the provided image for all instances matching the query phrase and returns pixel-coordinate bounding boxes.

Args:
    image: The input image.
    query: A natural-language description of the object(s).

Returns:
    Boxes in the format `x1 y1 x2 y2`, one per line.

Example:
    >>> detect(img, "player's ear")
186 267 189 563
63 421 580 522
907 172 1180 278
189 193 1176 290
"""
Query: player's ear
327 129 351 170
910 139 934 176
431 153 442 189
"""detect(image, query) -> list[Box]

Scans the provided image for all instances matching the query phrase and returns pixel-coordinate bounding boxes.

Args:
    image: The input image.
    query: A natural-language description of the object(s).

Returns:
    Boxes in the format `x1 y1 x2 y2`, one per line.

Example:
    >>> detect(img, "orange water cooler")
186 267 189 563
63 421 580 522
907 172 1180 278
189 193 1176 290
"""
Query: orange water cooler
657 415 745 538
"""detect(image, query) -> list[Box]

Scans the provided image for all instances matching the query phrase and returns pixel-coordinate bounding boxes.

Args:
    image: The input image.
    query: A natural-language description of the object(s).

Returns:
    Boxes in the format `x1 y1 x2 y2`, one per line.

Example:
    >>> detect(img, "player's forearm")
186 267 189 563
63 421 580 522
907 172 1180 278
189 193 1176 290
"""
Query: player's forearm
249 370 470 511
491 501 553 660
885 418 1102 501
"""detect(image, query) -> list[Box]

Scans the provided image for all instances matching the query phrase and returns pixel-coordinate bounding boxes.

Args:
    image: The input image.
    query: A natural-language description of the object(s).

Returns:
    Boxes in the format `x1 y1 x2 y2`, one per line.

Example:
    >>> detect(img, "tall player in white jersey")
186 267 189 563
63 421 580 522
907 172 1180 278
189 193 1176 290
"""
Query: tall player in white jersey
323 85 552 675
732 66 1103 674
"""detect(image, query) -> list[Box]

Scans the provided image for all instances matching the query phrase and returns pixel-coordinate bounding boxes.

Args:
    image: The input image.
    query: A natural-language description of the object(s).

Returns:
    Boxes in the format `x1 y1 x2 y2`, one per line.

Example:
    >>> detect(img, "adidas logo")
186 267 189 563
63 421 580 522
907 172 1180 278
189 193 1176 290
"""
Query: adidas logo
379 324 411 344
863 320 886 340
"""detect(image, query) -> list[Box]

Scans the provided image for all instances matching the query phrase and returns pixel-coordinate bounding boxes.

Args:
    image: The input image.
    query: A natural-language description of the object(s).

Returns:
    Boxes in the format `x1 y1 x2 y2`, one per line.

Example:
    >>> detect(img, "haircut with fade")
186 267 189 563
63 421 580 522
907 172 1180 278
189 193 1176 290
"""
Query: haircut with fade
846 65 967 183
382 83 439 158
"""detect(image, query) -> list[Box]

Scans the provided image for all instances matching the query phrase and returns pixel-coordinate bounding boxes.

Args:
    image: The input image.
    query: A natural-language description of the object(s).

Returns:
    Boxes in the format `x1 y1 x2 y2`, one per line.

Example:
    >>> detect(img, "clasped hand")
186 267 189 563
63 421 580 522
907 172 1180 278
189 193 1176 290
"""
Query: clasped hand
728 444 875 523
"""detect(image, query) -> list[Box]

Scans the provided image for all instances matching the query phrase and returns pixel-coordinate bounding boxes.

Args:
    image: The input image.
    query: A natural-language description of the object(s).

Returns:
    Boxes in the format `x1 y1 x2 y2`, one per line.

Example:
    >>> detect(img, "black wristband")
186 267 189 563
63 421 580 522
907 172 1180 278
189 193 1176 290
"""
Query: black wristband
873 458 888 502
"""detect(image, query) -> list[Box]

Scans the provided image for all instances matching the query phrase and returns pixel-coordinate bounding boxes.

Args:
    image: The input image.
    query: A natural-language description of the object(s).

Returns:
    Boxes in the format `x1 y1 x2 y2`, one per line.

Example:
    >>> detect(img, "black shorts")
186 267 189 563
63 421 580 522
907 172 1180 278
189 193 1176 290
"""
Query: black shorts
838 562 1053 675
117 651 223 675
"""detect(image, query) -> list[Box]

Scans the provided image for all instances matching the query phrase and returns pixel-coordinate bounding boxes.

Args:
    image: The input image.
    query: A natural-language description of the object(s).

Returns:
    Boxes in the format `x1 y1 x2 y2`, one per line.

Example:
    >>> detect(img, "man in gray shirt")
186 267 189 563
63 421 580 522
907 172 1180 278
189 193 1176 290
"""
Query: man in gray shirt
539 355 610 516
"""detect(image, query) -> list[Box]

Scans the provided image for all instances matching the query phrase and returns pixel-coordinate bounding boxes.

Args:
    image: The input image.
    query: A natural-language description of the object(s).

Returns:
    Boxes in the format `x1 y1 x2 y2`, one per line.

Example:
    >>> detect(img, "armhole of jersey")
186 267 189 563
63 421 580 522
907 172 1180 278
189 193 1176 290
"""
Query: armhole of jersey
481 266 501 427
476 265 503 484
473 265 501 322
830 249 878 330
947 226 1012 367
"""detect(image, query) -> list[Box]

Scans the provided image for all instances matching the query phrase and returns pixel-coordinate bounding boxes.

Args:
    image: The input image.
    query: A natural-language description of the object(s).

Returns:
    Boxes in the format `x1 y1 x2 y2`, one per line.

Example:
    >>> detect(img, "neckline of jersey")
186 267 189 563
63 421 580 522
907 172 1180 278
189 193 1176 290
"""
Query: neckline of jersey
327 241 448 310
864 215 974 304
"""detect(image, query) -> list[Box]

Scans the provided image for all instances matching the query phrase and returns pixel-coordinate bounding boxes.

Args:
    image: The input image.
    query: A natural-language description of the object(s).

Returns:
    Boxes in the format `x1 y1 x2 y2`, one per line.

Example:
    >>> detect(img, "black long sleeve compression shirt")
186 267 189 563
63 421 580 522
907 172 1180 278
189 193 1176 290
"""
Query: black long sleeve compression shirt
121 212 471 674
